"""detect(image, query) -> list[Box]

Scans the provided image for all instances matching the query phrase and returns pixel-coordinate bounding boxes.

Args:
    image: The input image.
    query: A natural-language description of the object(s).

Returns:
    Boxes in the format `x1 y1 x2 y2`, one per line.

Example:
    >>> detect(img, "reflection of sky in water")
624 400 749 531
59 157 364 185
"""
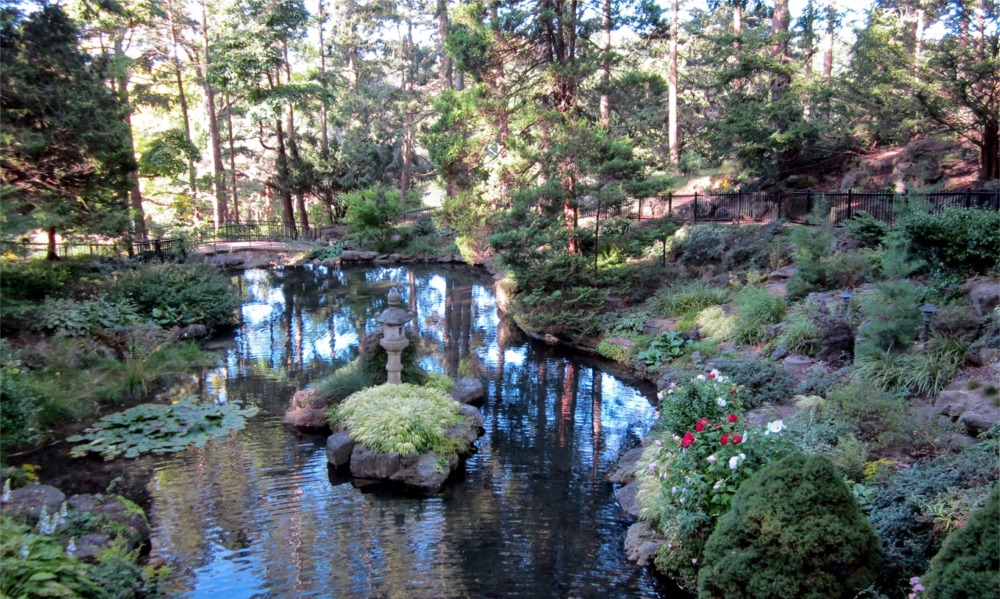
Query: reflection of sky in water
144 265 669 599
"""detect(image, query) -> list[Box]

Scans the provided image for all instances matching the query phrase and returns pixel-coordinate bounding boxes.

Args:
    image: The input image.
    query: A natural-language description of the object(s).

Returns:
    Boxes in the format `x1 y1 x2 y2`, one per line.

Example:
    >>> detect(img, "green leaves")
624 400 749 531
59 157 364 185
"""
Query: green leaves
637 332 691 370
68 397 258 460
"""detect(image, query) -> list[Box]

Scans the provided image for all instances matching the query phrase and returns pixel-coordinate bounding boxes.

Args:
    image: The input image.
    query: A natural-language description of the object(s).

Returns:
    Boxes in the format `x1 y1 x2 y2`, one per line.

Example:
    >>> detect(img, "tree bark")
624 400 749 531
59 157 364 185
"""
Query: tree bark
200 0 228 228
225 92 240 222
599 0 611 128
275 118 297 235
166 0 197 202
983 116 999 181
401 4 415 209
46 226 58 261
823 0 834 79
114 38 147 242
438 0 453 89
668 0 679 164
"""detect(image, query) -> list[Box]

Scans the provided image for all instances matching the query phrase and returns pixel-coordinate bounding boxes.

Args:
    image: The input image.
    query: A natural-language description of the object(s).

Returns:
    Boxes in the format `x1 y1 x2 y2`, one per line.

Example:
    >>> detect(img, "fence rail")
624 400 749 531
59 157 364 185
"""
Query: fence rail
582 189 1000 226
0 241 122 260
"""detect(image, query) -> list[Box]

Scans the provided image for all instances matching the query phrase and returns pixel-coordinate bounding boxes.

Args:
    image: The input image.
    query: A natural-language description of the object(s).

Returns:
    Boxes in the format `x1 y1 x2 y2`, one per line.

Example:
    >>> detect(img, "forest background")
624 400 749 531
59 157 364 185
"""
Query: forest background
1 0 997 257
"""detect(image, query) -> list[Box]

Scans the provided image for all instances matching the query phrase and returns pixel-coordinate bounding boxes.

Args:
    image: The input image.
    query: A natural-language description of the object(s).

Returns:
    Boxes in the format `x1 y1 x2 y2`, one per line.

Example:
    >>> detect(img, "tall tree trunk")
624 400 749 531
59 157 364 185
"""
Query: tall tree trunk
283 41 309 234
668 0 679 164
200 0 228 228
732 4 744 92
770 0 791 100
225 92 240 222
983 116 999 181
46 226 58 261
317 0 335 224
823 0 835 79
275 118 297 235
166 0 197 202
112 38 147 242
401 5 415 209
599 0 611 128
914 6 925 80
438 0 453 89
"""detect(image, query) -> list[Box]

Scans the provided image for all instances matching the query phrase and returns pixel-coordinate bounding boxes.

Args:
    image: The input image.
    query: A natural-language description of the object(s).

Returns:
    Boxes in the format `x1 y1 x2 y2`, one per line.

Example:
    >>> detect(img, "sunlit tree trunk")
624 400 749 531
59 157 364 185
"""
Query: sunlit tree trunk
668 0 679 164
823 0 835 79
199 0 228 228
600 0 611 128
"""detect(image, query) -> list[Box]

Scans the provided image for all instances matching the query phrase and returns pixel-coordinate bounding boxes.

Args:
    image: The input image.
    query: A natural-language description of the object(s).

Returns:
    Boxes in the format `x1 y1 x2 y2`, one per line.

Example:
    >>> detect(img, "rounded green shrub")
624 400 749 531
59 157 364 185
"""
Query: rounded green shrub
333 383 468 457
106 264 239 331
921 485 999 599
697 452 882 599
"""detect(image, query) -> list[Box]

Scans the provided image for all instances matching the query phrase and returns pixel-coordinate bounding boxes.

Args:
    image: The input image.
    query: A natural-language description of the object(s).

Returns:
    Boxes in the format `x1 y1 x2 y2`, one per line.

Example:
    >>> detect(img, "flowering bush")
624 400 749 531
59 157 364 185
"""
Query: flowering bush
657 370 743 436
637 370 794 588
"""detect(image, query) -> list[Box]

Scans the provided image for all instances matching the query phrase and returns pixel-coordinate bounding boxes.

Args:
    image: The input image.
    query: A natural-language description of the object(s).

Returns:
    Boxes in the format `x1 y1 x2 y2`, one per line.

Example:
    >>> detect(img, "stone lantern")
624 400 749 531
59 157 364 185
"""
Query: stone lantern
378 288 412 385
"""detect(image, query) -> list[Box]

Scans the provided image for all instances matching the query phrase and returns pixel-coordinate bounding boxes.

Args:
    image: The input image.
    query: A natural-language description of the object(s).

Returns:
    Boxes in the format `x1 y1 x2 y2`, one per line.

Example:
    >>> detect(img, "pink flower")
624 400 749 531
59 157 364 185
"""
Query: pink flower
720 433 729 445
708 373 716 380
654 439 663 447
648 463 657 473
733 434 743 444
695 417 709 432
727 414 738 423
681 432 695 448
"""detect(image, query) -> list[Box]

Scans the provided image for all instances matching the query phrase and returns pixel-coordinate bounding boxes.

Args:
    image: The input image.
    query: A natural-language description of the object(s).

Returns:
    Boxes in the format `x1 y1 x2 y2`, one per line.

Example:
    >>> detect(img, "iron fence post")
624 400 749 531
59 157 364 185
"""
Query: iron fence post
693 192 698 223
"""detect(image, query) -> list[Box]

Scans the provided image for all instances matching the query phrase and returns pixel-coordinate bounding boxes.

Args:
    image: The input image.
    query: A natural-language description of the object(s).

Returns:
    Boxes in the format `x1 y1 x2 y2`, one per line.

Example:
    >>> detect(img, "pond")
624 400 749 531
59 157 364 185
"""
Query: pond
144 265 675 598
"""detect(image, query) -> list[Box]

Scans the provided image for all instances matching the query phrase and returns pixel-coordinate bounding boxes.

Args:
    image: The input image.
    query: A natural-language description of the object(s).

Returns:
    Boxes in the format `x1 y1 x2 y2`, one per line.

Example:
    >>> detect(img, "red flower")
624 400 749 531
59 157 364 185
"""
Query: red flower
727 414 738 423
695 417 709 432
733 434 743 444
682 432 695 448
720 433 729 445
708 373 717 380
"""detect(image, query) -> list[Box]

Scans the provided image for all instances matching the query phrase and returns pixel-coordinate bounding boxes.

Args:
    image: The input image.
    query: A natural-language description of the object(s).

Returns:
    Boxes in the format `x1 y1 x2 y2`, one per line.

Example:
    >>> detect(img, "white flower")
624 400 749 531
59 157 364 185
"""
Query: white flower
657 391 664 400
710 369 720 377
671 486 678 495
707 455 718 463
741 430 749 442
654 439 663 447
712 481 722 491
673 435 681 443
679 498 685 504
739 452 746 461
696 374 706 381
728 456 740 470
715 397 727 408
1 479 10 503
67 538 77 556
765 420 785 435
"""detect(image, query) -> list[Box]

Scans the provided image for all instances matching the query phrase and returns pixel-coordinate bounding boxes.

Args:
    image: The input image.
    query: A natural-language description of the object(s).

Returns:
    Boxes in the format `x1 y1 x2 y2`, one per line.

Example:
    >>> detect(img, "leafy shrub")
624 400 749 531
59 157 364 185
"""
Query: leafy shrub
826 381 912 449
300 242 344 263
658 371 744 435
0 260 79 302
787 225 834 298
714 357 795 408
0 517 103 598
732 286 785 345
855 279 921 358
720 223 785 272
344 186 405 251
921 485 999 599
896 208 1000 276
825 248 881 288
0 362 40 458
512 286 607 343
598 309 650 336
637 332 690 370
648 281 729 317
698 453 882 599
844 211 890 248
868 439 998 596
669 225 725 266
425 372 456 394
34 296 143 336
596 339 634 364
106 264 239 331
332 383 469 457
68 397 258 459
695 306 735 342
774 302 822 355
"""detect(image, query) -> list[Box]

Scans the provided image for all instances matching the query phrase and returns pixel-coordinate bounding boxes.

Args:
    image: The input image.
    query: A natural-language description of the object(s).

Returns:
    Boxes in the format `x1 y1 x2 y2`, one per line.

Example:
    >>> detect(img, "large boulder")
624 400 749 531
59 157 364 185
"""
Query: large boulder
936 389 1000 435
350 445 401 480
325 431 356 468
283 388 330 429
623 521 663 567
965 278 1000 317
2 484 66 522
615 479 642 518
338 250 378 262
459 404 486 428
452 377 485 405
606 446 645 485
389 451 459 493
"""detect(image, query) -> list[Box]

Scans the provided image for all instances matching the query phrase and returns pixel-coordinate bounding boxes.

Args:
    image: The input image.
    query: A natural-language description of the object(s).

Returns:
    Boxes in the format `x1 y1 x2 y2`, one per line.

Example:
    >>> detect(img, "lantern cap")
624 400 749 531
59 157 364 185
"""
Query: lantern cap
378 288 412 326
920 303 938 315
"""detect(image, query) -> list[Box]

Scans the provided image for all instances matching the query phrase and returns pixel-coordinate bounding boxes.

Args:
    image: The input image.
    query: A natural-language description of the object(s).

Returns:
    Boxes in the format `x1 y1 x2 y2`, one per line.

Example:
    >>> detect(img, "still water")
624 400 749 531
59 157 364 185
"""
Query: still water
146 265 670 598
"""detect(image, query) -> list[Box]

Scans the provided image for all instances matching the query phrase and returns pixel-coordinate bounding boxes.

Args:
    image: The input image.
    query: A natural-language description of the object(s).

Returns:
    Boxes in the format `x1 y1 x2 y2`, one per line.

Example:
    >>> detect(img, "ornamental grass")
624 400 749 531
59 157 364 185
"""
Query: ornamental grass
332 383 469 457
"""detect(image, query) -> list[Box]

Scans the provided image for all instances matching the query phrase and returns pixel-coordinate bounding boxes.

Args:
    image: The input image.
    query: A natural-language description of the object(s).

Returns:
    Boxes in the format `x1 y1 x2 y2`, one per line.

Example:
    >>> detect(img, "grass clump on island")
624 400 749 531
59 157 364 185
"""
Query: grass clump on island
327 384 469 457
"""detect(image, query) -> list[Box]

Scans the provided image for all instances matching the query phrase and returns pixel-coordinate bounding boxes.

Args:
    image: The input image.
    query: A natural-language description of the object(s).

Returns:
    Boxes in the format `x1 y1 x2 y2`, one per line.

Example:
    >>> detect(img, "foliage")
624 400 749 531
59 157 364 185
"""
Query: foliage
774 302 822 355
921 486 999 599
425 372 455 394
0 358 40 459
596 339 634 364
895 208 1000 277
598 309 650 337
855 278 921 359
648 281 728 317
637 332 690 370
825 381 913 450
343 187 406 251
658 371 743 436
332 383 468 457
868 438 998 597
0 260 80 302
713 358 796 409
854 334 968 397
300 242 344 263
697 453 882 599
106 264 239 331
670 225 725 266
68 397 258 460
34 296 144 337
511 286 607 343
843 211 890 249
732 286 785 346
694 306 735 342
0 5 133 243
0 517 103 598
315 360 368 405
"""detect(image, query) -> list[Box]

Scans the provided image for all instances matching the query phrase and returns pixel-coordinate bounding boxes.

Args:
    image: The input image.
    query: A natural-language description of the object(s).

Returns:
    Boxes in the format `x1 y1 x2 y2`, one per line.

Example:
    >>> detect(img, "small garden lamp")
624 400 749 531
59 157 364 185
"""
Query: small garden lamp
839 291 853 313
378 288 413 385
920 303 938 342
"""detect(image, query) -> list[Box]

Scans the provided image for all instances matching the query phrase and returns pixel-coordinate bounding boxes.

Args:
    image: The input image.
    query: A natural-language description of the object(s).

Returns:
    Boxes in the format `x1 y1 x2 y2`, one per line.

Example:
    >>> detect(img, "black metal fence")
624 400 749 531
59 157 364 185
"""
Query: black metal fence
0 240 122 260
582 189 1000 226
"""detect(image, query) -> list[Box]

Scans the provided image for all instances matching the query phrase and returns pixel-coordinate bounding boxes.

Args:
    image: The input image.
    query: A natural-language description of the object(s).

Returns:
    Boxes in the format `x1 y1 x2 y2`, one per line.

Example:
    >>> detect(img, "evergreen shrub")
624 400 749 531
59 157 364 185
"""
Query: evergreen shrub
648 281 728 317
106 264 239 331
896 208 1000 276
922 485 999 599
713 357 795 408
697 452 882 599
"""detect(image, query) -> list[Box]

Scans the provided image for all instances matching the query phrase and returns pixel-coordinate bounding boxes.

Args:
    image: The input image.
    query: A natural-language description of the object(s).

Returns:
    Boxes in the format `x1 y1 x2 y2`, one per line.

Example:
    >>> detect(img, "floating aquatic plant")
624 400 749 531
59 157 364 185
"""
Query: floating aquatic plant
68 398 258 460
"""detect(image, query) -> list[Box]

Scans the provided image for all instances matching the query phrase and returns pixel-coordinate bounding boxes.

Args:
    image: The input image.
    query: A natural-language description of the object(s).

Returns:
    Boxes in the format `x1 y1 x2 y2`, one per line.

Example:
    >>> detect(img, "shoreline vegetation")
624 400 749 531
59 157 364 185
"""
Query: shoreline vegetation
2 204 998 598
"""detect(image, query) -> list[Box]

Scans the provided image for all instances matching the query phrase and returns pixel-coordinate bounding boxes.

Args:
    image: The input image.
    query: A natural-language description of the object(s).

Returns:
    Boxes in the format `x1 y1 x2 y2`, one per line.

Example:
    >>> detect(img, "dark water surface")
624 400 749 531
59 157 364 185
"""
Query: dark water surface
144 265 670 598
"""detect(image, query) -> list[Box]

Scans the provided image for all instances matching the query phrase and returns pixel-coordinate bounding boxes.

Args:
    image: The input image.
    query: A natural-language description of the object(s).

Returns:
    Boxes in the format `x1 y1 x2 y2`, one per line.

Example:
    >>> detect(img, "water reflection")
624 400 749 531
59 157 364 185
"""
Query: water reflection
146 265 669 598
